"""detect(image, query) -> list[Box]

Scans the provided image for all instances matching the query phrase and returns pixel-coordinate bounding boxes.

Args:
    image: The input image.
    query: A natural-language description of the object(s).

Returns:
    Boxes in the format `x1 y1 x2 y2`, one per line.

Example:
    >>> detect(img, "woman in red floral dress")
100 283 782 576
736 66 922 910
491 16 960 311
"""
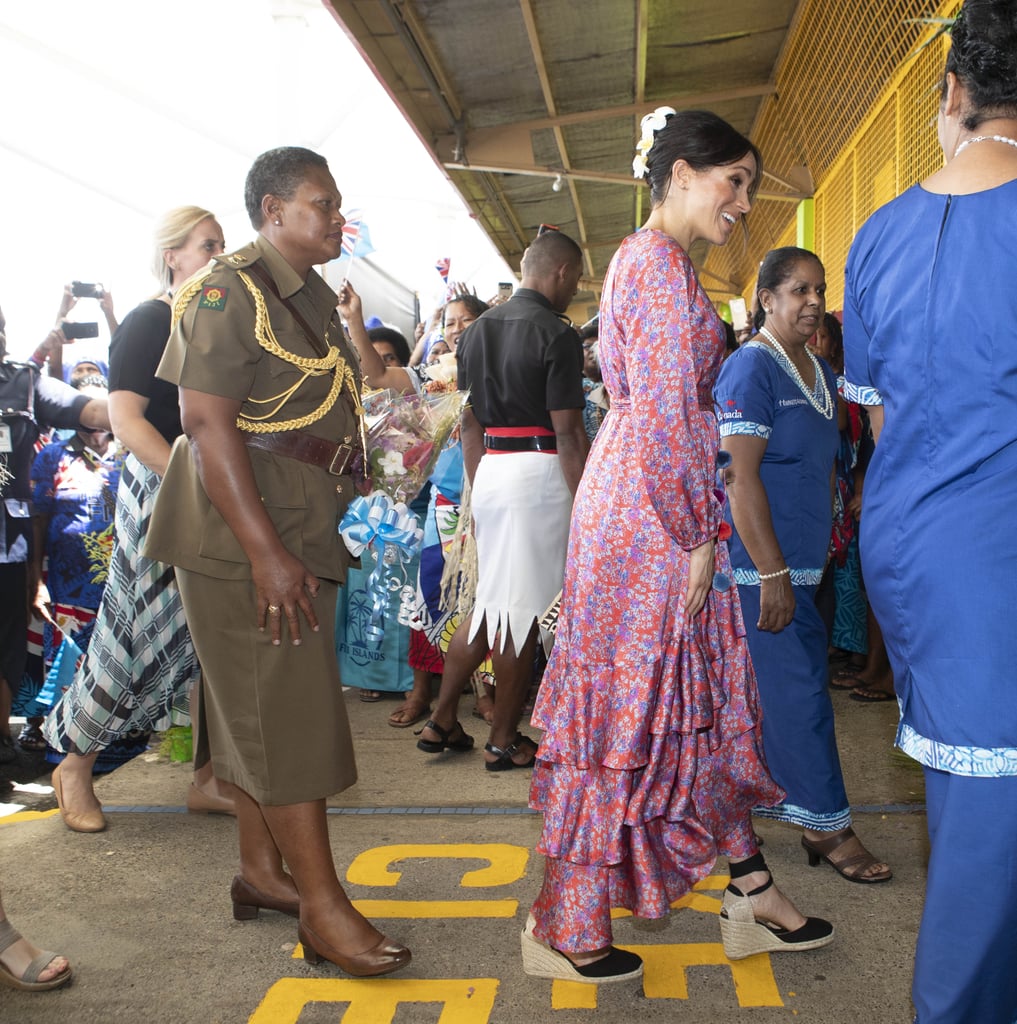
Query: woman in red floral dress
523 109 834 984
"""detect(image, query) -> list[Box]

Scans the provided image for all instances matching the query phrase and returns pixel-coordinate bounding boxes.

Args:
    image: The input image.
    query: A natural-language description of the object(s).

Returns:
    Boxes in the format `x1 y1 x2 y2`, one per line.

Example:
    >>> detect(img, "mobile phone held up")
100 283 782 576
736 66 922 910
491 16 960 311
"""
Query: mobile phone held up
498 282 513 301
61 321 100 340
71 281 104 299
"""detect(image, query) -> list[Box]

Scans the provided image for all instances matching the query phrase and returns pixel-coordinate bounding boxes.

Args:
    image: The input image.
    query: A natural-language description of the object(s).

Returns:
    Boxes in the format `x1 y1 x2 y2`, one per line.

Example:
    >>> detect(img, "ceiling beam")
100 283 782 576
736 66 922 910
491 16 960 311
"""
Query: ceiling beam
634 0 649 227
518 0 556 119
460 83 778 138
435 83 781 171
446 161 634 186
517 0 594 277
446 160 806 202
391 0 464 124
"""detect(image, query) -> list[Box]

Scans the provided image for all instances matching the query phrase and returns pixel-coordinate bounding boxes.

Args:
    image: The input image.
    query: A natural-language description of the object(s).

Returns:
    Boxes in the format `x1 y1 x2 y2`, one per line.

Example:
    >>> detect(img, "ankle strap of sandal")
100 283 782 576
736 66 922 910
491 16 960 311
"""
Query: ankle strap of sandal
0 918 21 955
727 852 775 898
728 851 768 879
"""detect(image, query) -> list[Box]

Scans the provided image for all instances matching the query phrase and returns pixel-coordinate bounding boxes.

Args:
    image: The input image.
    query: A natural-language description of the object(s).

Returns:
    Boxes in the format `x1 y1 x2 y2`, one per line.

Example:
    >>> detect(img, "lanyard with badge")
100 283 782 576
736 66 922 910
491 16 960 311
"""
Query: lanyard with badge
0 363 35 493
0 423 13 493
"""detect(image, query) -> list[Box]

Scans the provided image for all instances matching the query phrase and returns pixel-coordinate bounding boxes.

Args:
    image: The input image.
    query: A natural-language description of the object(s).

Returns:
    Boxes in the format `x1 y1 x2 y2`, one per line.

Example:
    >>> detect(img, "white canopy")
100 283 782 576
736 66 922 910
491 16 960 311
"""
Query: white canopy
0 0 511 360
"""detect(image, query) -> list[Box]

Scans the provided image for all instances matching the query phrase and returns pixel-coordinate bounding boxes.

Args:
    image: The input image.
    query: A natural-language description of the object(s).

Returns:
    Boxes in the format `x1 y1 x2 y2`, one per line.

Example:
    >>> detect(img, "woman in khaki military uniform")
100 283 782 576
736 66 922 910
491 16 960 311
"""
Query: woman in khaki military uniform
146 147 410 977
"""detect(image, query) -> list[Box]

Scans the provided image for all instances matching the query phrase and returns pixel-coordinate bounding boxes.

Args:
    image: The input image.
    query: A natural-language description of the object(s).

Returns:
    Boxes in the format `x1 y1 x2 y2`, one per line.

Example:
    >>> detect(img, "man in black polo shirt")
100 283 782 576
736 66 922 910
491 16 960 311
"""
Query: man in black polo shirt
0 303 110 762
416 230 589 770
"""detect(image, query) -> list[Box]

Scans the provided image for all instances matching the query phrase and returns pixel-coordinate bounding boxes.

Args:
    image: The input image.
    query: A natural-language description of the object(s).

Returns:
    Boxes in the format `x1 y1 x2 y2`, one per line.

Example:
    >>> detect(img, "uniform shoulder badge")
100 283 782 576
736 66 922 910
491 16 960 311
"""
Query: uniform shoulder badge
214 242 260 269
198 285 229 311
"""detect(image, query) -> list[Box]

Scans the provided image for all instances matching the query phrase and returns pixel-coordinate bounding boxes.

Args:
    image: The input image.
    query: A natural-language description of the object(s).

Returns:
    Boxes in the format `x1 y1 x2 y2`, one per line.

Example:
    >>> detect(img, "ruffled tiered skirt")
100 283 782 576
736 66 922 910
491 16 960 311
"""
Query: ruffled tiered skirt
529 470 782 947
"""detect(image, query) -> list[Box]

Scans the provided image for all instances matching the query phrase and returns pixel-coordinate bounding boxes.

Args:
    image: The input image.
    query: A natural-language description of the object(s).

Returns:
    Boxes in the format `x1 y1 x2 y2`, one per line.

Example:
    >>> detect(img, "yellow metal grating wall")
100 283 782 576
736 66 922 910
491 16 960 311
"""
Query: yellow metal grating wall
705 0 961 311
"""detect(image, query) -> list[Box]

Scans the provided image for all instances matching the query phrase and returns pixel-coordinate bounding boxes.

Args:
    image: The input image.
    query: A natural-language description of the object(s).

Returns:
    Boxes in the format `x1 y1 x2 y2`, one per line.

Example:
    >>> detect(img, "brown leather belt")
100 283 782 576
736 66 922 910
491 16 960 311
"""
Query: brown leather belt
244 431 355 475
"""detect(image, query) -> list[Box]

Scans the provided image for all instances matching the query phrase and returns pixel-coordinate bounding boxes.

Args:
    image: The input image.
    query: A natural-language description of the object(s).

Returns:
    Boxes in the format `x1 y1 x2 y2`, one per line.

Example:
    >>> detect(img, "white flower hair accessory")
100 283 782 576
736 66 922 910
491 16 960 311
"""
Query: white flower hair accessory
632 106 676 180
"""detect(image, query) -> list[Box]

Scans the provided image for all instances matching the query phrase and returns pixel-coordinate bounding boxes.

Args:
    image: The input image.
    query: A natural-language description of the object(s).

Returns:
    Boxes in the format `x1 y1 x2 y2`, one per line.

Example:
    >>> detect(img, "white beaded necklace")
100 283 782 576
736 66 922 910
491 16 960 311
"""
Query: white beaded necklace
954 134 1017 157
757 326 834 420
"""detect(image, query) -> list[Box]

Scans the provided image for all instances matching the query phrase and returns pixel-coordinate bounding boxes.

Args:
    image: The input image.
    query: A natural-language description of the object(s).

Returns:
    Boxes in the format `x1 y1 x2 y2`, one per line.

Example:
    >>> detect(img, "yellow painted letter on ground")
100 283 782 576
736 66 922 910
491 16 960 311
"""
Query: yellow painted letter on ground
249 977 499 1023
548 943 782 1011
346 843 529 888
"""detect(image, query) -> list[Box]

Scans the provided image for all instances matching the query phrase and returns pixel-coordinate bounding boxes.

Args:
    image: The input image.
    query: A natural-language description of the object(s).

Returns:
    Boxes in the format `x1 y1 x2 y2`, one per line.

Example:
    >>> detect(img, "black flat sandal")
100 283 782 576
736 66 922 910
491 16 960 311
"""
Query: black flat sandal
415 719 474 754
484 733 537 772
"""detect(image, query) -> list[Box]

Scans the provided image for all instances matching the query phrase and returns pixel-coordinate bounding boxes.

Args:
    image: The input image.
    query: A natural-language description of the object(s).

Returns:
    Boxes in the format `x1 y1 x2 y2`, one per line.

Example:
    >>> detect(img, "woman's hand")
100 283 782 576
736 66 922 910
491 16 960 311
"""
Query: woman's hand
685 538 715 617
56 283 78 321
32 326 69 365
336 280 363 324
252 548 321 646
31 578 55 625
758 574 795 633
99 288 118 332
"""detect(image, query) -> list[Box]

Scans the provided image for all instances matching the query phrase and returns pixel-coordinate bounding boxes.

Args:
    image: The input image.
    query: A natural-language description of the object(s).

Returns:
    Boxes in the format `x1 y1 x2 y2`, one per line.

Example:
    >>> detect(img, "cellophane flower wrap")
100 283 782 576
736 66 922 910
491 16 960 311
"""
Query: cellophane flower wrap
358 381 469 506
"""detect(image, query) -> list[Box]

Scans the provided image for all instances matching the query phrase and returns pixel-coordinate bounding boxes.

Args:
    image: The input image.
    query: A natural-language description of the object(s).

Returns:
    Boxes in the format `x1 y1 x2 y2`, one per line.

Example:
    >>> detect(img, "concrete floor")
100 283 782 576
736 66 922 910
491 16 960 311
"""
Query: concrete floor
0 684 925 1023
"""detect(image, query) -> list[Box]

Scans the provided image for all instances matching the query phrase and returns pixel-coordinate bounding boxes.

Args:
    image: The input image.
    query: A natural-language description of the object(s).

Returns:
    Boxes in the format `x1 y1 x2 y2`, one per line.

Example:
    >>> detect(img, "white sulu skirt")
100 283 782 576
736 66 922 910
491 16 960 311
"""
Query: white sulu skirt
467 451 573 656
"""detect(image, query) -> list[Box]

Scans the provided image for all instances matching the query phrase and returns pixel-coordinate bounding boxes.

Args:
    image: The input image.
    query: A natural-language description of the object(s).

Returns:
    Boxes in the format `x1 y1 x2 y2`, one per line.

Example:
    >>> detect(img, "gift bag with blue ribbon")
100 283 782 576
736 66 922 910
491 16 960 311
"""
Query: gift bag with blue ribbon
336 494 423 694
17 632 83 718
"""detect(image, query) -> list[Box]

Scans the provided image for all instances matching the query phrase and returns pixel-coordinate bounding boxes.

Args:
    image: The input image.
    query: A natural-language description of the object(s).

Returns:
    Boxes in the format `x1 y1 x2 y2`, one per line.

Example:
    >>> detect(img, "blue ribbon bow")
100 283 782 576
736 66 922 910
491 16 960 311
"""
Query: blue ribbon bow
339 493 423 641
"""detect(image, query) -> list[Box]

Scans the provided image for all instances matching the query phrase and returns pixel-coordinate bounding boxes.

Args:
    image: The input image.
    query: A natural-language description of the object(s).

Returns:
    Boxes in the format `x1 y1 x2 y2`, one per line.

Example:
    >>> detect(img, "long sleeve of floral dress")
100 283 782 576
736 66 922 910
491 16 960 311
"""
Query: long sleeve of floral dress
601 231 722 549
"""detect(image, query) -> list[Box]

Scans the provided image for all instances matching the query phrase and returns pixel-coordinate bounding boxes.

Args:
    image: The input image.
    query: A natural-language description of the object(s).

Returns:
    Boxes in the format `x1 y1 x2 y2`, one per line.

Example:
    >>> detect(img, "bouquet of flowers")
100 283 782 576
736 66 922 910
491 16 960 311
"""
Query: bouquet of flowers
422 352 458 393
359 385 470 506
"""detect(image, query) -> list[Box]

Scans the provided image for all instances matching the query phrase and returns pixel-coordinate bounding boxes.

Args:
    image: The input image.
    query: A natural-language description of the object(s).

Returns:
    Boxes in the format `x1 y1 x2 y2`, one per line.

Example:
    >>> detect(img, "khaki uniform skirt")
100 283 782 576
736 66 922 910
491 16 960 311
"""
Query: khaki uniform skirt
176 570 356 805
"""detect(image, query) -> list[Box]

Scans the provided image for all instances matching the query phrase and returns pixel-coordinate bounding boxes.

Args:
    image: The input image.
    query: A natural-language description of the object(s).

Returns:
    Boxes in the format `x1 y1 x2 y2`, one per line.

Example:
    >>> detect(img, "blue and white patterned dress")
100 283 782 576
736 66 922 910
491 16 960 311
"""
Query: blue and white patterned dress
844 180 1017 778
716 341 846 829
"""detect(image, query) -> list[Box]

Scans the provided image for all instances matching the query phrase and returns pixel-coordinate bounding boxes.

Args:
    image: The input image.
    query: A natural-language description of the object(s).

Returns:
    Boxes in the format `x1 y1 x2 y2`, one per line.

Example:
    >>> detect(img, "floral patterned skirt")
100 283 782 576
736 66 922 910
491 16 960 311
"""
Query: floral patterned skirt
528 536 783 948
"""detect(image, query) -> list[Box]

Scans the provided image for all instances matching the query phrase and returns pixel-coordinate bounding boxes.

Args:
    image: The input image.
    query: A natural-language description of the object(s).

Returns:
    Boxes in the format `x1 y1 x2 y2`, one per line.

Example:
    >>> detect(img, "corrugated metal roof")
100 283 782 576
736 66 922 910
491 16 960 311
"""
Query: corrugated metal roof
323 0 941 306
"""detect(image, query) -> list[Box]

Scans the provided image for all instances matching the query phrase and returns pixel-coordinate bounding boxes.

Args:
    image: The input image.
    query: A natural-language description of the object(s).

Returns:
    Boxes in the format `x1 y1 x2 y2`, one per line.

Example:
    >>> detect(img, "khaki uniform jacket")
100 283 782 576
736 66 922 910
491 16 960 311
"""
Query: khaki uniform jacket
145 235 360 584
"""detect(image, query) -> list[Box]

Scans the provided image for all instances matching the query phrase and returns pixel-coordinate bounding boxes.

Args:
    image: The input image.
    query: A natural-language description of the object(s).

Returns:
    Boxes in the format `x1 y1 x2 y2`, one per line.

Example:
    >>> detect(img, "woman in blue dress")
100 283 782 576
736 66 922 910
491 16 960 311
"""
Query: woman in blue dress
844 3 1017 1018
716 246 891 883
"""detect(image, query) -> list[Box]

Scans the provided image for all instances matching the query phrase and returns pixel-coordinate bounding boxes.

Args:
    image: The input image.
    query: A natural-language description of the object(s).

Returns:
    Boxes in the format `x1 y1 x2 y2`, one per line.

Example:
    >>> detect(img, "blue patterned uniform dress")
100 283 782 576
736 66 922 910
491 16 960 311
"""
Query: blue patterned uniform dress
715 341 845 828
845 178 1017 1024
845 181 1017 775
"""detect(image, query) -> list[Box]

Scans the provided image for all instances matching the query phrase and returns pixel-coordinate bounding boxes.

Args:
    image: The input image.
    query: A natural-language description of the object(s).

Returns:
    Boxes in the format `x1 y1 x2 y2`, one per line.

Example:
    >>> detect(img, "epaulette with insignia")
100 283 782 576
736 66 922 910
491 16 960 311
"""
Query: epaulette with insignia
212 243 260 270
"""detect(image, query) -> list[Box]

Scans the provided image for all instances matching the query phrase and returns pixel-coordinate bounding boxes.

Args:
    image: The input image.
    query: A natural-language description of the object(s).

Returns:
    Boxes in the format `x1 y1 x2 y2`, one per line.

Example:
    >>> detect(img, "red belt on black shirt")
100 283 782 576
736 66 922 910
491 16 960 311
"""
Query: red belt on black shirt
483 425 557 454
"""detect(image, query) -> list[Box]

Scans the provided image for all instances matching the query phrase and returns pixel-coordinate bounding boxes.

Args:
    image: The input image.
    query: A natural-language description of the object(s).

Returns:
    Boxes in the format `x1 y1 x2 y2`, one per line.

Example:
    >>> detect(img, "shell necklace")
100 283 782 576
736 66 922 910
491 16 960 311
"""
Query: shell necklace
758 325 834 420
954 134 1017 157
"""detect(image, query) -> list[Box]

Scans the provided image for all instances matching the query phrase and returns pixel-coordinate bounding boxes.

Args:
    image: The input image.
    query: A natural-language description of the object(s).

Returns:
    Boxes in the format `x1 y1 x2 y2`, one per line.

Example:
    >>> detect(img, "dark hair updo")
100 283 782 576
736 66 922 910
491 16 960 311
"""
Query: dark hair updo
642 110 763 207
944 0 1017 129
754 246 825 329
245 146 330 229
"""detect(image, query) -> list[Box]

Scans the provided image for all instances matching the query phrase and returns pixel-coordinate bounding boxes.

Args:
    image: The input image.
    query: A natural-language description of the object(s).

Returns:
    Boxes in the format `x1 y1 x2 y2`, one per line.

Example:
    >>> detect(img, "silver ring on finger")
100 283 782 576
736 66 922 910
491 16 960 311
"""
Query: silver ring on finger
267 604 281 615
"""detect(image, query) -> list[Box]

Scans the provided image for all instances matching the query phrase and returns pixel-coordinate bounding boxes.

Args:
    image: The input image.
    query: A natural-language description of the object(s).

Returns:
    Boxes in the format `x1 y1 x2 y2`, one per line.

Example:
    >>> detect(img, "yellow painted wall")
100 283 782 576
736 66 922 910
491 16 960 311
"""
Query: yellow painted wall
721 0 961 312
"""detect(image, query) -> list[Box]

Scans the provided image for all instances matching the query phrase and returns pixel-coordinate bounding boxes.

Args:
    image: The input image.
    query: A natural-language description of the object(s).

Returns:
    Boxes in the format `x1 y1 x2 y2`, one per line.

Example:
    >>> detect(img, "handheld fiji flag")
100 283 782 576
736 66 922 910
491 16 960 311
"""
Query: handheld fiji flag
435 256 450 283
340 210 375 260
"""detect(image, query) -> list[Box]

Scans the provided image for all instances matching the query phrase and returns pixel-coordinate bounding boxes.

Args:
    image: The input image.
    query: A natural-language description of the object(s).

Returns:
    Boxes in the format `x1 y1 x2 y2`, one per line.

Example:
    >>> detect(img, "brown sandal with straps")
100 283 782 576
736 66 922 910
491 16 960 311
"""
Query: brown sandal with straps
801 827 892 883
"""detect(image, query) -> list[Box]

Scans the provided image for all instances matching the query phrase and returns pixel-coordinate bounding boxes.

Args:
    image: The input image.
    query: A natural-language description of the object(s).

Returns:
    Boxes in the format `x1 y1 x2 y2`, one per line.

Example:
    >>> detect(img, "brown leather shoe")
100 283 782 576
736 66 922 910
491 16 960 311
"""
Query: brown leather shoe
51 763 106 833
230 876 300 921
297 921 410 977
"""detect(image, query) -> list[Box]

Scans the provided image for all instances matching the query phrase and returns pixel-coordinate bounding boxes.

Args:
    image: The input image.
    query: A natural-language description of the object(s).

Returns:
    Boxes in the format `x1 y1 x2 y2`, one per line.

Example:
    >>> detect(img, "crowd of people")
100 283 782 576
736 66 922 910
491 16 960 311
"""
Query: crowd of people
1 2 1015 1019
